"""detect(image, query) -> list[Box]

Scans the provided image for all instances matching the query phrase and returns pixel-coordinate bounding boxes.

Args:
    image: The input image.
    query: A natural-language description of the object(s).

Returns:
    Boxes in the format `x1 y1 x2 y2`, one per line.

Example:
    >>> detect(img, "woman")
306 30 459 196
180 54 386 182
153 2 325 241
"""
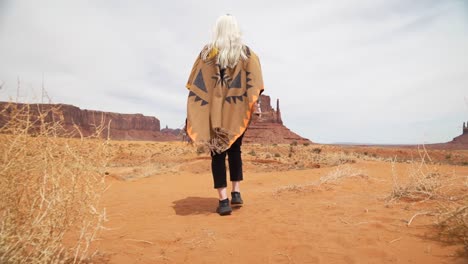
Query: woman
185 14 264 215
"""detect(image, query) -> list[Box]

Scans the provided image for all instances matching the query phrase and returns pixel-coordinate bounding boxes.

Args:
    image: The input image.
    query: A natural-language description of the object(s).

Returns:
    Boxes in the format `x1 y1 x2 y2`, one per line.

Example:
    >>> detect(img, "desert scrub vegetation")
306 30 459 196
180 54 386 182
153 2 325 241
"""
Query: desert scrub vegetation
275 165 368 194
388 145 468 252
104 141 197 180
242 143 364 170
388 145 448 202
0 103 109 263
436 199 468 252
318 165 367 184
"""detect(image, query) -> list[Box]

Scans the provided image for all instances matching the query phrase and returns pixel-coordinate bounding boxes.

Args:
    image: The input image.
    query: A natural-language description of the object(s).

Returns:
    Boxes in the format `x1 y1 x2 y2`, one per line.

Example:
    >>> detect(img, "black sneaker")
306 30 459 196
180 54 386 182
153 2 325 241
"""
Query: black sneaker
231 192 243 205
216 198 232 216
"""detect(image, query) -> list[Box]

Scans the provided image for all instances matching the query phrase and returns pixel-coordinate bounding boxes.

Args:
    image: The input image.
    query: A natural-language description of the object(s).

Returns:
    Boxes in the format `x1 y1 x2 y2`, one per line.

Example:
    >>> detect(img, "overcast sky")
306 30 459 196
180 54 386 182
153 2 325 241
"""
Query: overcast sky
0 0 467 144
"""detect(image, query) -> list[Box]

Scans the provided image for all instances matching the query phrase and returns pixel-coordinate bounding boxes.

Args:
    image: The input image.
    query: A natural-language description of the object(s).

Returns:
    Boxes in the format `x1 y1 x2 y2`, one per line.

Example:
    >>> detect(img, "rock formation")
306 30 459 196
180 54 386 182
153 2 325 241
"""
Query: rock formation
0 102 177 141
161 125 183 137
0 95 311 144
428 121 468 150
450 121 468 145
243 95 311 144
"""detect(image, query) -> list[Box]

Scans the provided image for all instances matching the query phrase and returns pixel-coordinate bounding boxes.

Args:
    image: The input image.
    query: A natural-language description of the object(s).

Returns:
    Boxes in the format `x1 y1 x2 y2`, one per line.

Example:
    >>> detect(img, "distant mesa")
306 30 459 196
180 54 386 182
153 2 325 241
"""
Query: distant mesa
0 102 178 141
0 95 311 144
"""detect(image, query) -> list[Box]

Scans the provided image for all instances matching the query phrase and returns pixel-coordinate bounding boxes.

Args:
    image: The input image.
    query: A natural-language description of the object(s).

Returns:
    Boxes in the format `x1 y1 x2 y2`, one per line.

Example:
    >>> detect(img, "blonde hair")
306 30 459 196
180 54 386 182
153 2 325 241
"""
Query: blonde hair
202 14 248 69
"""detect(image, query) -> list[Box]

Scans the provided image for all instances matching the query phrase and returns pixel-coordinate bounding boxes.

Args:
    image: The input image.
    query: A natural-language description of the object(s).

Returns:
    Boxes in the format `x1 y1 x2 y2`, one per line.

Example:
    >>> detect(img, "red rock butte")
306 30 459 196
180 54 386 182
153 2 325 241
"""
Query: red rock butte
243 95 312 144
449 121 468 145
426 121 468 150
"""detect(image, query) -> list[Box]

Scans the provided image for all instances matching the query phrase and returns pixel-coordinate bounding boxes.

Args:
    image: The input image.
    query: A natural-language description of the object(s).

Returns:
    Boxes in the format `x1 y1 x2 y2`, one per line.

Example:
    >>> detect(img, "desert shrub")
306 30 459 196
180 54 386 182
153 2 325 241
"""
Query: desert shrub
437 204 468 251
319 165 367 184
0 103 109 263
274 153 281 158
248 150 256 156
388 146 443 202
436 176 468 251
309 151 356 166
288 145 295 158
290 141 298 146
196 145 206 155
388 145 467 252
275 165 367 194
303 142 310 147
311 148 321 154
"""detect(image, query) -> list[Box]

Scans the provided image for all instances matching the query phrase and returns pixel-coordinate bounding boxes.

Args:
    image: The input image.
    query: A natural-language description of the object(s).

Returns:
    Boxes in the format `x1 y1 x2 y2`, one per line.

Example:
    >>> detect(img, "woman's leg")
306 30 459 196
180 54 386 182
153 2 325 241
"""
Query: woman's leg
227 135 244 187
232 181 240 192
216 187 228 200
212 150 232 215
227 135 244 197
211 151 228 200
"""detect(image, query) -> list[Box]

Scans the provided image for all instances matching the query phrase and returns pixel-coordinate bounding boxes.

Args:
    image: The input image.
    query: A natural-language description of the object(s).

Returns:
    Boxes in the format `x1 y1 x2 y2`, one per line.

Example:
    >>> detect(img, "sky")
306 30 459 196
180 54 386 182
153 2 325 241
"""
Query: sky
0 0 467 144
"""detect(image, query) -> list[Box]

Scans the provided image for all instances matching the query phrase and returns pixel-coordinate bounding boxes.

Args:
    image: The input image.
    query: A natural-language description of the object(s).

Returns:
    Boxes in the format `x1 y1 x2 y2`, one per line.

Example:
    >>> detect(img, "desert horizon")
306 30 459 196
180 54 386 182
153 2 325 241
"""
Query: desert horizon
1 99 467 149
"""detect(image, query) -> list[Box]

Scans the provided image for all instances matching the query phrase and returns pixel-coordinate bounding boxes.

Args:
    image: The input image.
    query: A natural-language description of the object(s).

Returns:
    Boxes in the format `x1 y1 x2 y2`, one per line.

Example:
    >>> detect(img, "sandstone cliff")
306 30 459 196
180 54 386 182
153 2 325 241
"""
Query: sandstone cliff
0 95 311 144
0 102 175 141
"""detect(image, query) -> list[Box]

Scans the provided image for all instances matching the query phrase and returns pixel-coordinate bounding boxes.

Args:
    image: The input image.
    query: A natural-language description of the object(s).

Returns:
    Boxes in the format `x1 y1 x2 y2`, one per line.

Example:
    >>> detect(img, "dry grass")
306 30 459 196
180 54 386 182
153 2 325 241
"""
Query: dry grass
105 142 195 180
387 144 468 252
437 203 468 251
388 145 444 202
319 165 367 184
275 165 368 194
242 144 369 172
435 175 468 251
0 103 109 263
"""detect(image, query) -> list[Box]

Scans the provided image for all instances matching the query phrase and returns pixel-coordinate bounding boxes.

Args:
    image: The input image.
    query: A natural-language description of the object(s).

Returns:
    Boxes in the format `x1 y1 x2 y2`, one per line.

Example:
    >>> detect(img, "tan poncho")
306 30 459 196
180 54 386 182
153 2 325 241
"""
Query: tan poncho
186 46 264 153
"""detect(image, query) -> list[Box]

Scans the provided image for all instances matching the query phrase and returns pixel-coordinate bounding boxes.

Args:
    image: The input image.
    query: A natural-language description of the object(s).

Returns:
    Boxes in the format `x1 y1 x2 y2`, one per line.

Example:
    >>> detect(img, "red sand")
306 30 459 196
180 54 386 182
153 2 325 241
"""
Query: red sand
88 142 468 263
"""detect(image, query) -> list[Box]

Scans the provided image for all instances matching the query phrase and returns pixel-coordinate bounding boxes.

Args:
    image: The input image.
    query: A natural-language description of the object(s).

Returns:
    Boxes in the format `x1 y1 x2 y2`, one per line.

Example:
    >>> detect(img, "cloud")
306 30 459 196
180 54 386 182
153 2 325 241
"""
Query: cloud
0 0 467 144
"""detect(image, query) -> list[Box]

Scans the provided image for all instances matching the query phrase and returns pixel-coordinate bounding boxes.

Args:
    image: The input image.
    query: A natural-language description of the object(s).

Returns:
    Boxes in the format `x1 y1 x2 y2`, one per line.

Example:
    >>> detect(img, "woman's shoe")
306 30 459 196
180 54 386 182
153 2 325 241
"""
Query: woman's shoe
231 192 243 205
216 198 232 215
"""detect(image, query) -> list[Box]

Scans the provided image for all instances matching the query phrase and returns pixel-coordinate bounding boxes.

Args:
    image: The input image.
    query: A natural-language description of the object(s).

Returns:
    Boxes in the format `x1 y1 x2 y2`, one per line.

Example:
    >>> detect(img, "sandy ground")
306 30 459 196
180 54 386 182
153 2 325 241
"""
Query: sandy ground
89 142 468 264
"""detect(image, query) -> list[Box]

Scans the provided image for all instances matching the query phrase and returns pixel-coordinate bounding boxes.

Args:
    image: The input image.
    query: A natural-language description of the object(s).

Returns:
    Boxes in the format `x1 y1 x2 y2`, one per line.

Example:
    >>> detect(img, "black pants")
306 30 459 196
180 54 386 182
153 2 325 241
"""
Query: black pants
211 134 244 189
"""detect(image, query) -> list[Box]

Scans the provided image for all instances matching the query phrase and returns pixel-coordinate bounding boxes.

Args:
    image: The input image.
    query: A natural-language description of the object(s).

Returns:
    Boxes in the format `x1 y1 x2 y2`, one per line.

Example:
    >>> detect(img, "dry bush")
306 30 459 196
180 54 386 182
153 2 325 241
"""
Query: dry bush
244 144 360 170
319 165 367 184
388 145 444 202
0 103 109 263
274 179 319 194
435 177 468 251
196 145 206 155
437 203 468 251
291 145 358 167
275 165 367 194
388 145 467 252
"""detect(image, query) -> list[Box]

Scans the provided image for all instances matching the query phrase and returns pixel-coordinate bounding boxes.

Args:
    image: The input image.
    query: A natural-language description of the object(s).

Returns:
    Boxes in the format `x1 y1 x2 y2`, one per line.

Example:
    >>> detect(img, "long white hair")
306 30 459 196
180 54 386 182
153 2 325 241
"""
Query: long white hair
202 14 248 69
